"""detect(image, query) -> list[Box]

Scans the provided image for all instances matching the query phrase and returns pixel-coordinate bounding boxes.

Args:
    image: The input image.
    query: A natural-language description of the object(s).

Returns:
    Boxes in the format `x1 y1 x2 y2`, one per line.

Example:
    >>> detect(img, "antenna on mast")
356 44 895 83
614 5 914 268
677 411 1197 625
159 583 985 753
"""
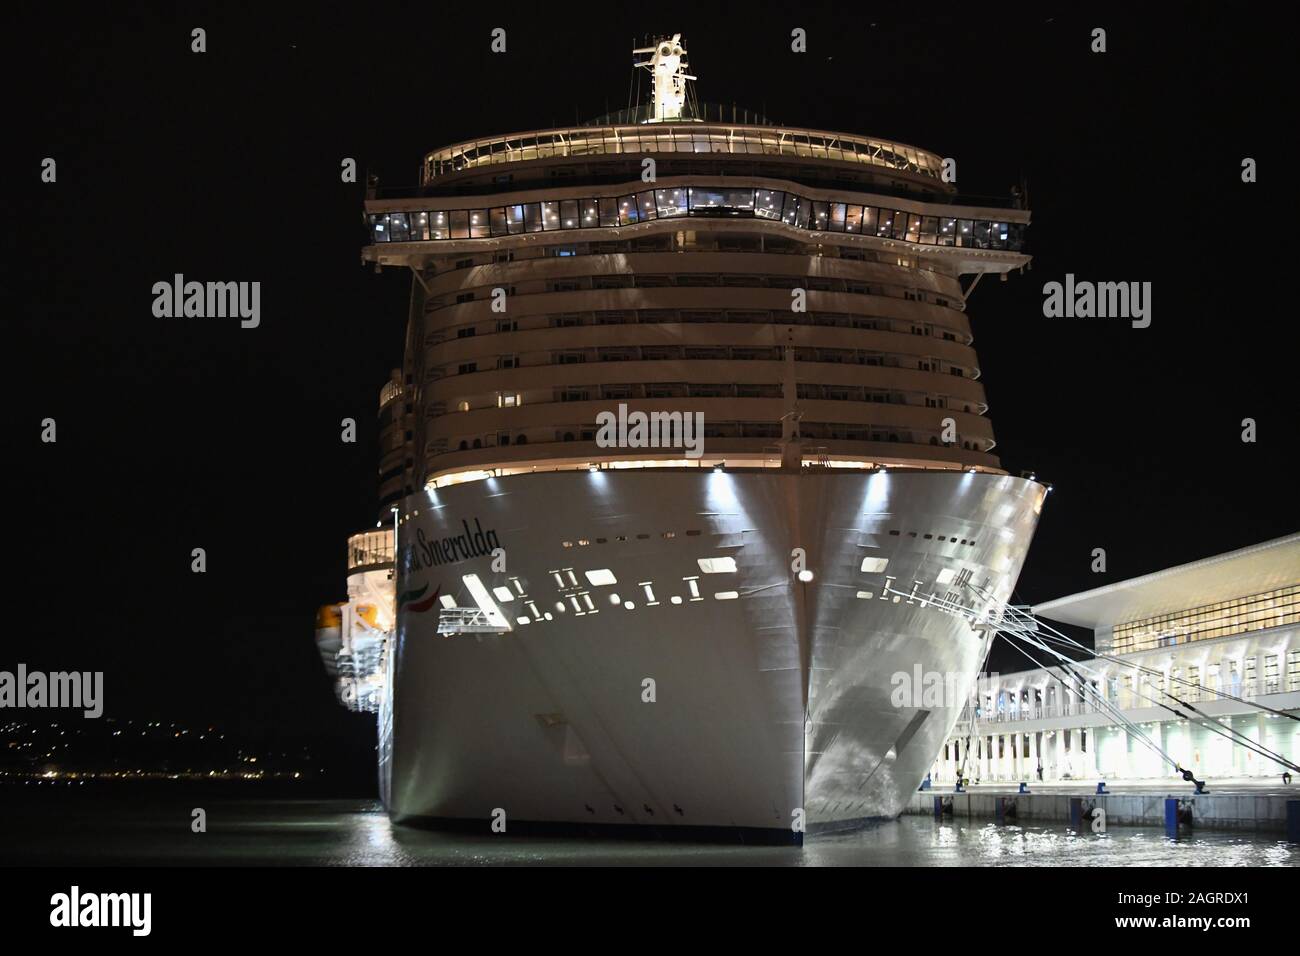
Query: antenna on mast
632 33 696 122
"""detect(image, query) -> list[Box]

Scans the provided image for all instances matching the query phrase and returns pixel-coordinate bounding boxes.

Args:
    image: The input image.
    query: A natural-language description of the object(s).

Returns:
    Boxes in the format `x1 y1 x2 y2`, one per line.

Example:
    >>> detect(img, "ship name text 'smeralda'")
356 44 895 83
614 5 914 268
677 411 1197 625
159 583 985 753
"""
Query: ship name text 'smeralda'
406 519 503 570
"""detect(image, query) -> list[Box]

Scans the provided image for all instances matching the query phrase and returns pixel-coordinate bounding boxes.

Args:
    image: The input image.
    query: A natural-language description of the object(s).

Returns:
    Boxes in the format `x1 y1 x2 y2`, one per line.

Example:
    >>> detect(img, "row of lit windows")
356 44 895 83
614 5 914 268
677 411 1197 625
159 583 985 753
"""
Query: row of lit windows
1109 651 1300 702
432 422 986 456
433 345 975 379
435 237 949 278
426 271 960 325
431 310 969 348
1109 585 1300 655
423 125 943 181
439 271 953 301
369 187 1026 251
442 382 967 413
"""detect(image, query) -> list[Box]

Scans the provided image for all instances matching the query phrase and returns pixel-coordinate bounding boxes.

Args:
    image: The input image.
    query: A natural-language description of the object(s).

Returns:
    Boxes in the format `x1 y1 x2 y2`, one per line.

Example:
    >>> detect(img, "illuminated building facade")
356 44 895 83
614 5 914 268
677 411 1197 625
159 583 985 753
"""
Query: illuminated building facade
934 534 1300 784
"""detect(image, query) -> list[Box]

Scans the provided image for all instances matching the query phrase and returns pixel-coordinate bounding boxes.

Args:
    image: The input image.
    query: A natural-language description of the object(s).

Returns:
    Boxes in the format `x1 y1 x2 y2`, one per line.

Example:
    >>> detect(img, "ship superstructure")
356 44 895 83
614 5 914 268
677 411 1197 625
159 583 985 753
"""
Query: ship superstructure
319 36 1045 841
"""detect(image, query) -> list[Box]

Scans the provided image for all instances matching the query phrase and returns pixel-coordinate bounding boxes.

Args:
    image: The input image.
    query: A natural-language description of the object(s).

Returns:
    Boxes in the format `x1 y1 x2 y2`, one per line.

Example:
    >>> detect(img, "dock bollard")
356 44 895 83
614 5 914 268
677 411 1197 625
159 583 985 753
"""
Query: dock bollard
1096 781 1108 795
933 796 943 820
1287 800 1299 843
1069 797 1084 830
1164 797 1179 839
1018 782 1029 794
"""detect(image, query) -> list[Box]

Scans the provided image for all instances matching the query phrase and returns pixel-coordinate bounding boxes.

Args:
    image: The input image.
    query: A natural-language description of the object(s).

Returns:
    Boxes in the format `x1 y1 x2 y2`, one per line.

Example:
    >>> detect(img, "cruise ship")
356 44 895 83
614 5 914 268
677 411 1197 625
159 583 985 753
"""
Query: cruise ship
317 35 1046 842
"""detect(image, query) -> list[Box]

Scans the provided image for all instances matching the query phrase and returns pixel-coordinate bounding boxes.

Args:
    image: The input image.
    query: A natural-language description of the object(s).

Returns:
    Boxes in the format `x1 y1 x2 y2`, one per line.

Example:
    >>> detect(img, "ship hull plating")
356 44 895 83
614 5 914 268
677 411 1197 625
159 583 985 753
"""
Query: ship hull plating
381 470 1042 841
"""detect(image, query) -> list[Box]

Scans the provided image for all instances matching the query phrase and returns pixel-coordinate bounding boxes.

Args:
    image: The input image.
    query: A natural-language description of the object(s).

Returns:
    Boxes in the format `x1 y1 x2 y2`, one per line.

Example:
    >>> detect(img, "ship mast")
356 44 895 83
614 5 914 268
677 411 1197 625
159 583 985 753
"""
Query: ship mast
779 329 803 471
632 33 695 122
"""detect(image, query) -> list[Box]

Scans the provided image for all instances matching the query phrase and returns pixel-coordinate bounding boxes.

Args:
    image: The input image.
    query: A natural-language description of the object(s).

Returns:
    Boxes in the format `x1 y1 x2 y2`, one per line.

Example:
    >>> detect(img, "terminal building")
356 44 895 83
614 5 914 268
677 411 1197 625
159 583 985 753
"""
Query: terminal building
931 534 1300 785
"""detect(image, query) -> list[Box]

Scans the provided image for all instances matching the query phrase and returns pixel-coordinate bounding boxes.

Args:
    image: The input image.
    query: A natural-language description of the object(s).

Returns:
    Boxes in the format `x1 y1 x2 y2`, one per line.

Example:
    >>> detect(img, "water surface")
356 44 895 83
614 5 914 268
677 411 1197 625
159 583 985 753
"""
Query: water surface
3 793 1295 866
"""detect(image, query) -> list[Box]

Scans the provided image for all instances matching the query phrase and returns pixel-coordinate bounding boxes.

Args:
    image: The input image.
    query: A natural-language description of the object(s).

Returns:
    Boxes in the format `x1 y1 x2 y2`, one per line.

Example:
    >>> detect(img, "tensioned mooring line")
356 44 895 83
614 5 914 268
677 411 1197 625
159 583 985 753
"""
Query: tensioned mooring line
885 579 1295 779
1002 609 1300 771
970 585 1300 766
966 592 1211 779
880 578 1177 777
995 591 1290 717
1004 626 1300 775
888 580 1181 771
996 631 1182 774
954 630 999 784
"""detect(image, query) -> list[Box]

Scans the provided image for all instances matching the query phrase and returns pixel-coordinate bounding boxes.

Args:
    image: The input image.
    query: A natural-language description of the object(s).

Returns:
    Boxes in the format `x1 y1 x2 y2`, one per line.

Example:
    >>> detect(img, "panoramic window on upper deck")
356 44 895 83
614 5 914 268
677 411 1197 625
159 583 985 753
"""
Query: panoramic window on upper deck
655 188 688 217
388 213 410 242
367 190 1025 251
687 187 755 215
754 189 784 219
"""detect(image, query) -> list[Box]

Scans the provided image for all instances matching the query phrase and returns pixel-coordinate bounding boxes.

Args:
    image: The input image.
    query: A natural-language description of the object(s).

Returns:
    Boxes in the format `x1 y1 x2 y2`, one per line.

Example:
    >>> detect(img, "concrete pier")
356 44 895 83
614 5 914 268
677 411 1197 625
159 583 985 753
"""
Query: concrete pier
906 781 1299 833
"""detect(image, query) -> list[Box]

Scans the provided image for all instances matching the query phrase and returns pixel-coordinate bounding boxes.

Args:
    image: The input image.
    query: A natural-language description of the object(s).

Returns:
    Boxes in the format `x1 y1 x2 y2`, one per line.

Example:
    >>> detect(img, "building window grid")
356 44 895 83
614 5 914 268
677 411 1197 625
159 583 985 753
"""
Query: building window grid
1109 585 1300 655
1263 654 1280 695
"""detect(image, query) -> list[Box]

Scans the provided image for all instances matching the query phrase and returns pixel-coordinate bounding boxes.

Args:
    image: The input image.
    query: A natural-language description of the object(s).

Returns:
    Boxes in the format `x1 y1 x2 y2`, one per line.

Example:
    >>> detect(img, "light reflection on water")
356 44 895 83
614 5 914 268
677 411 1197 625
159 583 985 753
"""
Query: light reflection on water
6 798 1294 866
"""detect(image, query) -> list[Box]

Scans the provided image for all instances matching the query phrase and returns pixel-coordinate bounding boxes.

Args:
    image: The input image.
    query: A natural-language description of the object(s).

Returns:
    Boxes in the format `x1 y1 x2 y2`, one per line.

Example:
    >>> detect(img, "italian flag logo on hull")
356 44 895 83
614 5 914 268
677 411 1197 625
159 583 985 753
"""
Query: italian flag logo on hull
397 583 440 614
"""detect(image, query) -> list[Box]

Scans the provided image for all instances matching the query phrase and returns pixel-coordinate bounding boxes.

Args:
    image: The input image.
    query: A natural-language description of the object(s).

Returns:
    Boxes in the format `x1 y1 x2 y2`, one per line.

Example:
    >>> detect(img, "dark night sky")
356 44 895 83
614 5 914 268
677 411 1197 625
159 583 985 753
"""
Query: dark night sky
9 3 1296 784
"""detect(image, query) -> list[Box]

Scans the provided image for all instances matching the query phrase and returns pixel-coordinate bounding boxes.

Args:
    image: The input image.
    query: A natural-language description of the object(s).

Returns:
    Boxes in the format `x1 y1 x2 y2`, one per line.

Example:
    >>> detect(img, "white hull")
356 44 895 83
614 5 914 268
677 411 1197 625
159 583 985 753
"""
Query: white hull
380 469 1043 840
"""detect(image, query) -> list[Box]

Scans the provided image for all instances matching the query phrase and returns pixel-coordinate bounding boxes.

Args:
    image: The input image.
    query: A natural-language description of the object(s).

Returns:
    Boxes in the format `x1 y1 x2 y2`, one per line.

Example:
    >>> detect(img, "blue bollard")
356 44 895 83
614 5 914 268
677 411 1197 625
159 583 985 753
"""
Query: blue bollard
1164 797 1180 839
1287 800 1299 843
1096 781 1108 795
1019 782 1029 794
1069 797 1083 830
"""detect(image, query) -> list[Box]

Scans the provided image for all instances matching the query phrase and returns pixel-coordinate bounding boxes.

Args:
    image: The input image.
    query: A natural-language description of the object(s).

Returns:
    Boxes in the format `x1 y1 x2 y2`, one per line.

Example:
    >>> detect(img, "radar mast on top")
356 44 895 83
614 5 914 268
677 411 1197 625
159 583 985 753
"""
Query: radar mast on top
632 33 696 122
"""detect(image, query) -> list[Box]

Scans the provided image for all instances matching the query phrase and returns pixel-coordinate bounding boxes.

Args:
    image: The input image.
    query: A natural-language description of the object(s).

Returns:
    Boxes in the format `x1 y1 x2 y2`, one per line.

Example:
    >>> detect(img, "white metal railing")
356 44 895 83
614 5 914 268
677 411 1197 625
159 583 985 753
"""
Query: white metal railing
437 607 509 635
422 122 945 184
348 529 394 570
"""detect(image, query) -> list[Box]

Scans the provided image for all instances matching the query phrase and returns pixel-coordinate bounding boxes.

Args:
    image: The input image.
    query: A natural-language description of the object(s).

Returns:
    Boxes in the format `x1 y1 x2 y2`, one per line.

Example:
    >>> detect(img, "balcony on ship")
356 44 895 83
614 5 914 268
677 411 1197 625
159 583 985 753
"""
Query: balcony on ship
348 529 394 574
